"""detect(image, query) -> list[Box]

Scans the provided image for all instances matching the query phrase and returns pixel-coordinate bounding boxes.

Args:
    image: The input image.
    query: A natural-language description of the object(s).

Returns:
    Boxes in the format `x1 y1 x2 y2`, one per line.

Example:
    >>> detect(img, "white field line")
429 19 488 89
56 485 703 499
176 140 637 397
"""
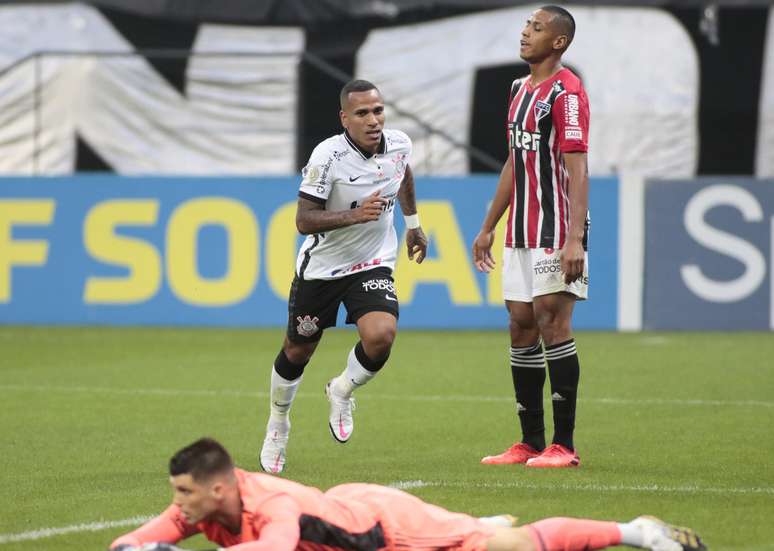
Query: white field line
3 478 774 545
388 480 774 495
1 384 773 409
0 515 152 544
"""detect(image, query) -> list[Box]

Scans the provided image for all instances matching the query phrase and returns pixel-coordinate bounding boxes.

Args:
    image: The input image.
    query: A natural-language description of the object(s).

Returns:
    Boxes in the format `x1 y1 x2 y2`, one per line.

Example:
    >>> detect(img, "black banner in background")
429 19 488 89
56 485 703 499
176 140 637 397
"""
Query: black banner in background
63 3 771 176
11 0 774 24
671 7 768 175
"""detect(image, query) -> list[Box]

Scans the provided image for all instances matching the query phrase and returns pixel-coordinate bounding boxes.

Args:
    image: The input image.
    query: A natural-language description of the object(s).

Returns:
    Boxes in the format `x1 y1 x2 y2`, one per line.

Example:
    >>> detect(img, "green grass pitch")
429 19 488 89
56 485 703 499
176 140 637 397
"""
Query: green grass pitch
1 327 773 550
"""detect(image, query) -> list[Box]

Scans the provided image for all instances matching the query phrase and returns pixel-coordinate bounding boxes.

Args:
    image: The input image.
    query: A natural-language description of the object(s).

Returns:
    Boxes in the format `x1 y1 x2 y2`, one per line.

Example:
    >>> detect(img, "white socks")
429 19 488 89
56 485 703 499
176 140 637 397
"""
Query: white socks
332 345 377 398
268 366 302 425
617 522 645 548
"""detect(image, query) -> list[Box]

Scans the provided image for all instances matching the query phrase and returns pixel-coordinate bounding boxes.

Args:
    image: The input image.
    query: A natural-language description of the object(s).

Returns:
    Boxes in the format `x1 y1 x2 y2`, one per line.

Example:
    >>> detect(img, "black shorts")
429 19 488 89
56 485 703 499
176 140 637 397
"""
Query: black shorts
287 267 399 343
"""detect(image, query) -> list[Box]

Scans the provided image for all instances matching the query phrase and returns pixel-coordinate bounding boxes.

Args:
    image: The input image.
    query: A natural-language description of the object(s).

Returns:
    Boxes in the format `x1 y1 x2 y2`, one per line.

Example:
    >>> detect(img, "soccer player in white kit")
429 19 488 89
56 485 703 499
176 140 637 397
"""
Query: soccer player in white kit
260 79 428 473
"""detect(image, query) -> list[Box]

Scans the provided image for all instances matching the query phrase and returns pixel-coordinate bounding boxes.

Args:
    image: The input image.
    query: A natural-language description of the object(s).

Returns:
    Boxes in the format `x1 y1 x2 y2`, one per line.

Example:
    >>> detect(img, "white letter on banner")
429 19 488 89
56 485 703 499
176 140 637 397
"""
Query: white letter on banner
680 185 765 303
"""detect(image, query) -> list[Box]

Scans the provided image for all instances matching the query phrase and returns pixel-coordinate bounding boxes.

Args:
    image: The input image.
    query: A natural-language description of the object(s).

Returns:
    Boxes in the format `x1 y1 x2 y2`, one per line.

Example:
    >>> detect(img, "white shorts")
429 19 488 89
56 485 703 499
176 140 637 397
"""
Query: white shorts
502 247 588 302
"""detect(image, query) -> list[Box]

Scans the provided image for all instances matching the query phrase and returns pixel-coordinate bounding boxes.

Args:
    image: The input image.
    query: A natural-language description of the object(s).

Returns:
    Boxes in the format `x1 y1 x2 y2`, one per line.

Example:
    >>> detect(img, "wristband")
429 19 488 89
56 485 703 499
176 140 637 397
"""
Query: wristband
404 214 420 229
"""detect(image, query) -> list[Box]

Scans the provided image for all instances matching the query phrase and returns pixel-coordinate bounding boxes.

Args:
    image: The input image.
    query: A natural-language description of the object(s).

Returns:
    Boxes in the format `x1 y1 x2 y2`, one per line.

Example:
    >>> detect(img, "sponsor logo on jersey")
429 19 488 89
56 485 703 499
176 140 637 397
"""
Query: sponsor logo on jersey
533 256 588 284
533 256 562 276
509 124 541 152
296 315 320 337
566 94 580 126
349 175 364 182
387 133 409 145
330 258 382 277
320 157 334 184
565 128 582 140
534 264 563 275
361 277 396 294
534 100 551 121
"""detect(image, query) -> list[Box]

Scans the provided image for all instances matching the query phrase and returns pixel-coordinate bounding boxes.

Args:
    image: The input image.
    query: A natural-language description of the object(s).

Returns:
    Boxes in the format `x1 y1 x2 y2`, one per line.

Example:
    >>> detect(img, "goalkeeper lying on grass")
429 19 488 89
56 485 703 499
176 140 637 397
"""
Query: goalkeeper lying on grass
111 437 705 551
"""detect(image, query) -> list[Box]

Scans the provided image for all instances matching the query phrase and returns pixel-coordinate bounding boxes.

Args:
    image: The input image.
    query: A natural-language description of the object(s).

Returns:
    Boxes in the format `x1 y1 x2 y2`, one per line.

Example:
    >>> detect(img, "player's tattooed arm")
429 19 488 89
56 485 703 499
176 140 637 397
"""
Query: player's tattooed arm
295 194 385 235
397 164 418 217
397 165 428 263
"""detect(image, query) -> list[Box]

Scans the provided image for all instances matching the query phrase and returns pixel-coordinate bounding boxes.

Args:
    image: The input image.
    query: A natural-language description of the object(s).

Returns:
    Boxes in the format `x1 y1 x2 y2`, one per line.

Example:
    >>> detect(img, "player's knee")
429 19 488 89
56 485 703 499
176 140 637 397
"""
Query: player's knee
283 340 317 365
361 320 396 350
509 320 539 340
535 312 571 344
362 331 394 358
360 322 395 362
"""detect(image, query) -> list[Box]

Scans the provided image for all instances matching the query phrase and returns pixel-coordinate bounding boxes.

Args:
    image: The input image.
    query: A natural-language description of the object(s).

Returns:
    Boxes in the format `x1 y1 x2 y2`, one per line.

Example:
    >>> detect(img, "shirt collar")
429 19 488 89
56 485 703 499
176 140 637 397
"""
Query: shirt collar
344 130 386 159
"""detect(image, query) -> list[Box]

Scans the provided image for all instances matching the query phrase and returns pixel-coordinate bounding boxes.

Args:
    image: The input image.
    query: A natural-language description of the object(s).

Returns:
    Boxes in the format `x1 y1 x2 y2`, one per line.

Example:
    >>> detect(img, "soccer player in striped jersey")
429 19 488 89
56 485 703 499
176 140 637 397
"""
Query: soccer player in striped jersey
110 438 706 551
473 6 590 468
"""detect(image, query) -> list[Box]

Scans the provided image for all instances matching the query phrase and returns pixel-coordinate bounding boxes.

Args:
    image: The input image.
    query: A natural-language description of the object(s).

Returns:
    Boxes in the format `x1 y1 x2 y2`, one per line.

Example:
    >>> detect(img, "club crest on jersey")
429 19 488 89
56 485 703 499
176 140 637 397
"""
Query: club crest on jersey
392 153 406 176
302 165 320 182
534 100 551 121
296 315 320 337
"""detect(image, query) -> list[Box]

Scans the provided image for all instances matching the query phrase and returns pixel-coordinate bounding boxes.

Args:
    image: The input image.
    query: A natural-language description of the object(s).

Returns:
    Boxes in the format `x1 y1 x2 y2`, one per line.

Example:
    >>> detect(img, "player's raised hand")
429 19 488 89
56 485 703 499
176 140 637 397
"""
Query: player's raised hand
352 191 385 224
560 238 584 284
472 230 496 273
406 227 428 264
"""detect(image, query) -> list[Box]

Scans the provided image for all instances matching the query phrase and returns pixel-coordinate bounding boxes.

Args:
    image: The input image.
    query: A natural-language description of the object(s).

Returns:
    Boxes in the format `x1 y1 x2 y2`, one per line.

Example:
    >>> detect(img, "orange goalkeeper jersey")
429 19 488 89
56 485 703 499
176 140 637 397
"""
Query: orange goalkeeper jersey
111 468 495 550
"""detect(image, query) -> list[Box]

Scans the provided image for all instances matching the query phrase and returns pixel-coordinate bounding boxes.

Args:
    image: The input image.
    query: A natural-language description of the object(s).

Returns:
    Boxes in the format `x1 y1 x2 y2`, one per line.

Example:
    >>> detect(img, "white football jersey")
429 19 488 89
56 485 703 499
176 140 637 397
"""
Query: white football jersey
296 129 412 280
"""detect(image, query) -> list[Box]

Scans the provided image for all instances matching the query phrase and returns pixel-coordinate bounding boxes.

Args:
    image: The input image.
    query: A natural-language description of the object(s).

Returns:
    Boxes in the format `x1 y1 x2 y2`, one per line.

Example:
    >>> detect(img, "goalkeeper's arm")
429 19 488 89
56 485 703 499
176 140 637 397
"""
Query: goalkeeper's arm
110 506 199 550
111 544 218 551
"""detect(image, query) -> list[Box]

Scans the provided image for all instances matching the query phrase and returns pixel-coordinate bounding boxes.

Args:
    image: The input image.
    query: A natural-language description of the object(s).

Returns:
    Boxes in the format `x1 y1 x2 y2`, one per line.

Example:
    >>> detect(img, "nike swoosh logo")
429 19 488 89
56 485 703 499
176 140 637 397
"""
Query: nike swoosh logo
272 452 282 473
349 175 364 182
385 294 398 301
338 417 350 439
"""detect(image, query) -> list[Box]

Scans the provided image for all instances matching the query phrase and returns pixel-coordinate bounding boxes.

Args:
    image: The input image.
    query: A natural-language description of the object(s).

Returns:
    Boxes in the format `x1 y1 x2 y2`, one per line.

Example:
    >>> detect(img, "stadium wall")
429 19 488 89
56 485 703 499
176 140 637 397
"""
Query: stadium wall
3 175 772 330
0 175 618 329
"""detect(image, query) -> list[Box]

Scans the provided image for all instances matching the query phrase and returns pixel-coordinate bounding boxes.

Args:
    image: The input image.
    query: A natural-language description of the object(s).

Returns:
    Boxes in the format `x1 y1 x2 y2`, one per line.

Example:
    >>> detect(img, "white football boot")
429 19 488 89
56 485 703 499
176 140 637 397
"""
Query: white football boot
325 379 356 443
260 419 290 474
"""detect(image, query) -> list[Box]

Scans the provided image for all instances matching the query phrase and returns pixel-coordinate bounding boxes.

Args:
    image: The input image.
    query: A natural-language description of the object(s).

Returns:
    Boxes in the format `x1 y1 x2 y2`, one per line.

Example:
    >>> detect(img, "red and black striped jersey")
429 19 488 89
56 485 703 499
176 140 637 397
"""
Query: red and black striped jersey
505 67 590 250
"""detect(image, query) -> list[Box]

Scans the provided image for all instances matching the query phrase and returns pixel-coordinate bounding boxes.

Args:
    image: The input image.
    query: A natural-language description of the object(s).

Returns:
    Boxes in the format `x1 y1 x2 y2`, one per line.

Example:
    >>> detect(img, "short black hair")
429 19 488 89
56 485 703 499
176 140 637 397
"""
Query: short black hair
169 438 233 481
340 79 380 109
540 5 576 45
